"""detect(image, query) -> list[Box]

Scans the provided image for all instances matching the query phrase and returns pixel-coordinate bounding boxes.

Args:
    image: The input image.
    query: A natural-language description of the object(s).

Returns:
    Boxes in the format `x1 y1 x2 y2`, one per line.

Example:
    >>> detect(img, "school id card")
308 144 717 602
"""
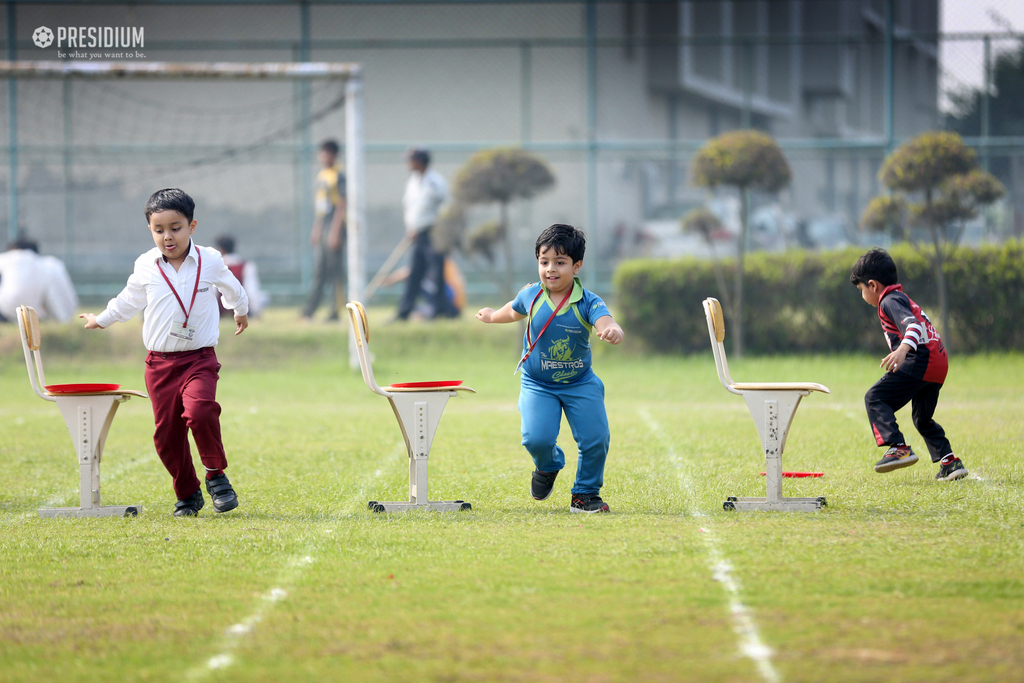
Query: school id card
167 318 197 342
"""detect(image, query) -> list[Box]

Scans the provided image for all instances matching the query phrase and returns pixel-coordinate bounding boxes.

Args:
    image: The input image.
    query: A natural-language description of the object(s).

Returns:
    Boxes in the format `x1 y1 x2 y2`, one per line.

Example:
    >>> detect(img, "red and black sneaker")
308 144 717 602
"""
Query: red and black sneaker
935 455 968 482
874 444 919 473
570 493 610 514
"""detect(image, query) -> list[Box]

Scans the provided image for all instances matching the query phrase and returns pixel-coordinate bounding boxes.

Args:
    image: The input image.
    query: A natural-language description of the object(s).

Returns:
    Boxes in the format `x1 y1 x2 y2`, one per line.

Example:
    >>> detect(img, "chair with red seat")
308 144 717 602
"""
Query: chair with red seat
346 301 474 513
17 305 147 518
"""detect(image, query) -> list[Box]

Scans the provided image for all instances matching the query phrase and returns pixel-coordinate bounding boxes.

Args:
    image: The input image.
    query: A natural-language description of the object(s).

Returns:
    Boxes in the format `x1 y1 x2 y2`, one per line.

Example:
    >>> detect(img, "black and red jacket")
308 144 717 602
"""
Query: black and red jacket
877 284 948 384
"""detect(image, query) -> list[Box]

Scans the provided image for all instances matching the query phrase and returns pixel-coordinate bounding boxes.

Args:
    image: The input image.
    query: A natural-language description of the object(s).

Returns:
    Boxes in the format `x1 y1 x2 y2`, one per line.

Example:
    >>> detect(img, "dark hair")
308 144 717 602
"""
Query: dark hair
535 224 586 263
145 188 195 223
320 139 340 155
850 247 899 287
408 148 430 168
5 234 39 253
215 235 236 254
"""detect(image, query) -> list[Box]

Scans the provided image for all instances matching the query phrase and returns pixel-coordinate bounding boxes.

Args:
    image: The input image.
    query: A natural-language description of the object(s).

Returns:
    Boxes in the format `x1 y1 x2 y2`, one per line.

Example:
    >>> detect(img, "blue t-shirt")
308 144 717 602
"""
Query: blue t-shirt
511 278 611 385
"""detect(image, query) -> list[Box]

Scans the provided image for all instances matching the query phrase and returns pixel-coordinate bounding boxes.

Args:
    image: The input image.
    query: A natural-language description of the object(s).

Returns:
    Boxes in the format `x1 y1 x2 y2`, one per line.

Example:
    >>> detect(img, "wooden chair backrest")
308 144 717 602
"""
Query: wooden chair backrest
346 301 390 396
707 297 725 344
16 305 53 400
19 305 41 351
349 300 370 345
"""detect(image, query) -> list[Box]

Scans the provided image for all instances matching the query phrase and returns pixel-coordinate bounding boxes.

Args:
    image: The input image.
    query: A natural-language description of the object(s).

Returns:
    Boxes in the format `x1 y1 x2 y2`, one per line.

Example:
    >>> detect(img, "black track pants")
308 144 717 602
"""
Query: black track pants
864 371 953 463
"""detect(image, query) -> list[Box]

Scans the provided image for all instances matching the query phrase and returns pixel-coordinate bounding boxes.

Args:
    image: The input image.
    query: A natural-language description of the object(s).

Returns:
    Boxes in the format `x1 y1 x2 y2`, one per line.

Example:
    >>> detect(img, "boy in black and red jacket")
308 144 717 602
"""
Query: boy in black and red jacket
850 248 967 481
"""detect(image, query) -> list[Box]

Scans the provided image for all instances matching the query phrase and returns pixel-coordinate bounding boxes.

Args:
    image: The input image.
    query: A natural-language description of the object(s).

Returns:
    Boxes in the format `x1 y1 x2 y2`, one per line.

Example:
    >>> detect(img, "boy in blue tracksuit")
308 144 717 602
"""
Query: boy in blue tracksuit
476 224 624 513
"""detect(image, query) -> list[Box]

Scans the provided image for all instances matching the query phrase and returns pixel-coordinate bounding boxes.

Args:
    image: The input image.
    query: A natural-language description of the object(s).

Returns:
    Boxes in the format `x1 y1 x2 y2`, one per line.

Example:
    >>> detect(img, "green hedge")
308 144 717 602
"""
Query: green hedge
613 241 1024 354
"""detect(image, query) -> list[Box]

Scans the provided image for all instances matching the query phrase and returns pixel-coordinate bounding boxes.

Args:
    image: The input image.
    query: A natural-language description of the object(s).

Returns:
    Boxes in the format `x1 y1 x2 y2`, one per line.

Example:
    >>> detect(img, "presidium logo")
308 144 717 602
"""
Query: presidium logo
32 26 54 48
31 25 144 49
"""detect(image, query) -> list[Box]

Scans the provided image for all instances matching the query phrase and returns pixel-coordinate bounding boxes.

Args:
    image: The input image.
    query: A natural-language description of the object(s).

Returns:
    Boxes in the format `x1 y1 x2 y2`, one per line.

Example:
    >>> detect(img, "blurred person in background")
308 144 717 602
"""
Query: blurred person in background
301 138 346 322
395 148 457 321
0 236 78 323
215 235 268 318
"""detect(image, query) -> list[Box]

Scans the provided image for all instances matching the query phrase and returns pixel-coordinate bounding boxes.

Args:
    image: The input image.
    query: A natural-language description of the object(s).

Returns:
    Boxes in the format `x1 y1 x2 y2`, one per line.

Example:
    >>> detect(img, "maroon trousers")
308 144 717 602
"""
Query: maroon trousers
144 347 227 500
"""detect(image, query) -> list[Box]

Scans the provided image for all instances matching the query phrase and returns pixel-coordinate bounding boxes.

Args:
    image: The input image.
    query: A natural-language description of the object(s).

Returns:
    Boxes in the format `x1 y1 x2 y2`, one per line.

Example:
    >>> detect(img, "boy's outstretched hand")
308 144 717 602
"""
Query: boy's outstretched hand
597 324 624 345
595 316 624 345
79 313 104 330
234 314 248 336
476 303 525 325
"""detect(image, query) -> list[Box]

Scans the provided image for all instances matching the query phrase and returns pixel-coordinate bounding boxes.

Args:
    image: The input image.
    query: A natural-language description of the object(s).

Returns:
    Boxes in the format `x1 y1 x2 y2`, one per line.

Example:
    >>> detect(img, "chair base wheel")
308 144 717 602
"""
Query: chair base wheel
722 496 825 512
368 500 472 513
39 505 142 518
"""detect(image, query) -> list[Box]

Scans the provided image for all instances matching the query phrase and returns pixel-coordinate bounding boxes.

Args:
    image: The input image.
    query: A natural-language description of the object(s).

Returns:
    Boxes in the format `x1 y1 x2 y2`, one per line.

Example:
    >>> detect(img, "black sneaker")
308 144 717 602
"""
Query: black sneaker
205 473 239 513
531 470 559 501
570 493 610 514
173 489 205 517
874 445 919 473
935 457 968 482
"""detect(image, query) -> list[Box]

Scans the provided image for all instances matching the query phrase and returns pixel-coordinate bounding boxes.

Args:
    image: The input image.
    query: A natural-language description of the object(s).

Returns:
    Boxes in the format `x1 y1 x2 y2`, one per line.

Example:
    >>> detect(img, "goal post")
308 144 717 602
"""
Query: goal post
0 60 366 366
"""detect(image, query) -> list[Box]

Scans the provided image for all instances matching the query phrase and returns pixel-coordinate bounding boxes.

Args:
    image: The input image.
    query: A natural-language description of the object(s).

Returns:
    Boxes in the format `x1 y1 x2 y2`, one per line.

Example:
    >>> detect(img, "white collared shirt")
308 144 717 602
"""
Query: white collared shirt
96 241 248 352
403 169 449 232
0 249 79 322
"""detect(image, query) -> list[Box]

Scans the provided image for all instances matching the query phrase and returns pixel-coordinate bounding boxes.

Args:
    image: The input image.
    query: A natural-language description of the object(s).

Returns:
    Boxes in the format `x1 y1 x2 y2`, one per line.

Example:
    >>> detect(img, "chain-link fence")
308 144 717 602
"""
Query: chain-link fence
1 1 1022 303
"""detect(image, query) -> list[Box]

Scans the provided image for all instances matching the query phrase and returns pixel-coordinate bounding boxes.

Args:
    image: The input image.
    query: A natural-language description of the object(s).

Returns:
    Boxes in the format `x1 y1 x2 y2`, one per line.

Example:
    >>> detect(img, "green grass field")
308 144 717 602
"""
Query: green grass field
1 309 1022 683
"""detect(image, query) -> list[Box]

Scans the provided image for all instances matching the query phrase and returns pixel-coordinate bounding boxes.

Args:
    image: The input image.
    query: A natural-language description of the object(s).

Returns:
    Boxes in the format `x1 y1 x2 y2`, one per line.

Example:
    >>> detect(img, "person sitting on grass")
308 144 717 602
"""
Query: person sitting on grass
80 188 250 516
850 247 967 481
476 224 624 513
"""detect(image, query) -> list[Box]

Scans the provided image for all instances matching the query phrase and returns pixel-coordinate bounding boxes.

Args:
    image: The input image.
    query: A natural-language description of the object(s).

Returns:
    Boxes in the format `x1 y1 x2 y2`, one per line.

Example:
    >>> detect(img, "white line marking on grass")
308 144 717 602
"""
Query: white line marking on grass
185 557 317 679
640 408 782 683
186 445 399 680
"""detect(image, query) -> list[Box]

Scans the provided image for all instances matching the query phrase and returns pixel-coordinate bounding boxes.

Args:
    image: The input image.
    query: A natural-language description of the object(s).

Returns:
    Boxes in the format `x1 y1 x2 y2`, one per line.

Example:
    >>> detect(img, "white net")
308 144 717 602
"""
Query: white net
0 62 358 297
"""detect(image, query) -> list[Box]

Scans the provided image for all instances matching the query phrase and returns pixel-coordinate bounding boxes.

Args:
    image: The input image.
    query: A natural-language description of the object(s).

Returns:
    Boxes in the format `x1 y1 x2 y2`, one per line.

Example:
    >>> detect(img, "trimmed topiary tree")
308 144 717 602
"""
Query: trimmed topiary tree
453 148 555 300
871 131 1005 340
691 130 791 357
860 195 908 241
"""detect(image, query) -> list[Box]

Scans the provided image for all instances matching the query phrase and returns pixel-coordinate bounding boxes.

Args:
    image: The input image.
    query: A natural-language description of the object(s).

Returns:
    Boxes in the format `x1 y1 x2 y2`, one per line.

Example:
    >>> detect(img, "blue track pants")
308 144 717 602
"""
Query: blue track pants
518 370 609 495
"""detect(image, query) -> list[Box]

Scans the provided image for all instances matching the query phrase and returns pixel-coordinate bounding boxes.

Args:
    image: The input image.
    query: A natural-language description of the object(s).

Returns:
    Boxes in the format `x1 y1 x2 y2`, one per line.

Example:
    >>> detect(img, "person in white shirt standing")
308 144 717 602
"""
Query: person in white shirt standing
395 148 457 320
0 237 78 323
80 188 249 518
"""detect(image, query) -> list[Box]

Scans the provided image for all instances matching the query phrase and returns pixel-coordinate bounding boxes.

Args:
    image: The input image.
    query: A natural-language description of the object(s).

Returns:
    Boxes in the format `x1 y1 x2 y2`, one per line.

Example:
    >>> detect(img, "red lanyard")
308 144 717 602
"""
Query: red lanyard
515 286 572 375
156 244 202 329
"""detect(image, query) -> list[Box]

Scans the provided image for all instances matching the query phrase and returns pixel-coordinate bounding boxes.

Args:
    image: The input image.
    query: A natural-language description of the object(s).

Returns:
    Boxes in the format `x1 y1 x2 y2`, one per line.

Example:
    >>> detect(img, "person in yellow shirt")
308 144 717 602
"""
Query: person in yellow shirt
301 139 346 321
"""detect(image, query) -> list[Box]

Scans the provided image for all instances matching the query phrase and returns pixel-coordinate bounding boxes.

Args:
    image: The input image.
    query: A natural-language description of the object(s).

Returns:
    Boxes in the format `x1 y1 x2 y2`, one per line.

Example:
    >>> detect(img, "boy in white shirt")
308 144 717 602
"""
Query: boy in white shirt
80 188 249 517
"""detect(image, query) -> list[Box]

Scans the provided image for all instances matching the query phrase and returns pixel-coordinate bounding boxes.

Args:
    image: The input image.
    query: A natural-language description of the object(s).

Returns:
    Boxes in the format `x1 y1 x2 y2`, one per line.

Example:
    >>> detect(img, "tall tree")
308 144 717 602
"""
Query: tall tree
692 130 791 357
867 131 1005 340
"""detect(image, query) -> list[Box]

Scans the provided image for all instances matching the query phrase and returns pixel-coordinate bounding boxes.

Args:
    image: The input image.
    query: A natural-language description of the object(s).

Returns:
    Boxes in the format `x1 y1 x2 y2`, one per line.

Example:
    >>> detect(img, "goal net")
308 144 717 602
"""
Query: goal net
0 61 366 318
